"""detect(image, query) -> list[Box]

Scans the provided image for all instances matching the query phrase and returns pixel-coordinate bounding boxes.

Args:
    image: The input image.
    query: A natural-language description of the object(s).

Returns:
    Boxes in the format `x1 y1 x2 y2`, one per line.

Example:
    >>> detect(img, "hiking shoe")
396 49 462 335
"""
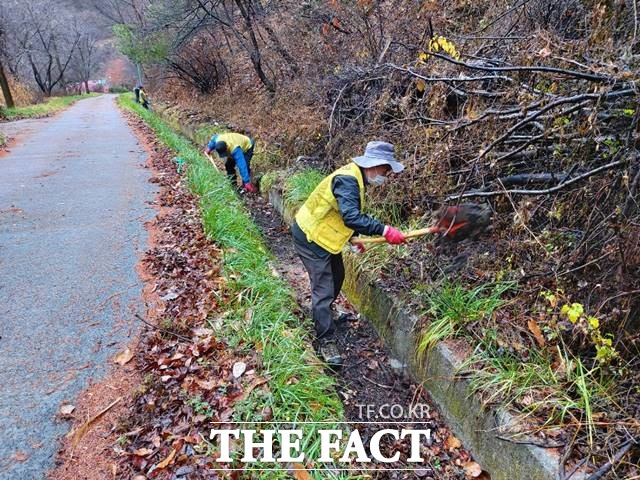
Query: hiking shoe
319 339 343 369
335 312 357 324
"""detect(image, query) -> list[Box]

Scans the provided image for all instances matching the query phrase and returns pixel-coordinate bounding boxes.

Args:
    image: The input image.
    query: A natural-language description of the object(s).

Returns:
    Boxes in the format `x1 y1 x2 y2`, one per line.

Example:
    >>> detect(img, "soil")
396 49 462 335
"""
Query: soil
48 347 142 480
242 192 484 479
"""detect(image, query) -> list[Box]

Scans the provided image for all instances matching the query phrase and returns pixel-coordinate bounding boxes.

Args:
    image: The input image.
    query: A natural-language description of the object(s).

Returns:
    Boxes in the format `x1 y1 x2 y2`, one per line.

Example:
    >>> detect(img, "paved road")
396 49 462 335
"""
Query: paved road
0 95 155 479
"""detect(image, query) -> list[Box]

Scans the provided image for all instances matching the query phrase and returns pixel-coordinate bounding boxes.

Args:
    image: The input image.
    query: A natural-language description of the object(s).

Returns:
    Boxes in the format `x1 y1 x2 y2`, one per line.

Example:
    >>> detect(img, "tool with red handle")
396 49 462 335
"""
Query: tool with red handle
351 203 492 244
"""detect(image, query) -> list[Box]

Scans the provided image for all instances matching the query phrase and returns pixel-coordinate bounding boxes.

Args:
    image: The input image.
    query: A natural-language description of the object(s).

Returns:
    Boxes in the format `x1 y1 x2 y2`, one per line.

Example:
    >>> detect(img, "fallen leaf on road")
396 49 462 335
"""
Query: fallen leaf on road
115 348 134 365
134 447 154 457
232 361 247 378
160 291 179 301
463 461 483 477
196 379 217 390
155 448 177 469
60 404 75 416
12 452 28 462
68 397 122 447
192 327 213 337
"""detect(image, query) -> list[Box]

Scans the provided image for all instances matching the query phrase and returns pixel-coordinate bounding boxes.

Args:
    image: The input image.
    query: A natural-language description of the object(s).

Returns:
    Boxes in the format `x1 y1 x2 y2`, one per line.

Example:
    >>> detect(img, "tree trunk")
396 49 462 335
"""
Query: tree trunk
0 59 15 108
234 0 276 95
84 80 90 94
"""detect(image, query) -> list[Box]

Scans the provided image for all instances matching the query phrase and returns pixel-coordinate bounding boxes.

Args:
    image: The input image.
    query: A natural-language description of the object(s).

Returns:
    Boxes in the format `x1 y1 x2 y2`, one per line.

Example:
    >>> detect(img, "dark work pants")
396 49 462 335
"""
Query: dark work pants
292 232 345 339
225 143 254 185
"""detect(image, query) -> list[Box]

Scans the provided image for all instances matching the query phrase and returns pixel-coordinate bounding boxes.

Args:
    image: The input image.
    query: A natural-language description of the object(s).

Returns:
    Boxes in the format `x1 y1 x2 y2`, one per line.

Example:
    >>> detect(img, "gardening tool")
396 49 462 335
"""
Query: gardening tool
205 152 220 171
351 203 492 245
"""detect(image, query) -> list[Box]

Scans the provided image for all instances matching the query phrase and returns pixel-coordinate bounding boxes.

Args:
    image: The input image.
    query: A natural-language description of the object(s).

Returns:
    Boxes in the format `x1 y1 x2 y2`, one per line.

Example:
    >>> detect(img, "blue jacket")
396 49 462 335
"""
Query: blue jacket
207 134 252 183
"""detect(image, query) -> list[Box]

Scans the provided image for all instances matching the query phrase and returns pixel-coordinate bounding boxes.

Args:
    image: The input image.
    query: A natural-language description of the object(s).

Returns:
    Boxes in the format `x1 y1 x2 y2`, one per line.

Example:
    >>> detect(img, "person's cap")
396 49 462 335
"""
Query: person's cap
352 141 404 173
214 141 228 156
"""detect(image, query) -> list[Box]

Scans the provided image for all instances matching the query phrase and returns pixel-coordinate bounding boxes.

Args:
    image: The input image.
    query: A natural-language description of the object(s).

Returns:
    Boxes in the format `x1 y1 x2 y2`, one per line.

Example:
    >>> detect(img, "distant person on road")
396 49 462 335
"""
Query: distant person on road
139 86 150 110
292 141 406 367
204 132 257 193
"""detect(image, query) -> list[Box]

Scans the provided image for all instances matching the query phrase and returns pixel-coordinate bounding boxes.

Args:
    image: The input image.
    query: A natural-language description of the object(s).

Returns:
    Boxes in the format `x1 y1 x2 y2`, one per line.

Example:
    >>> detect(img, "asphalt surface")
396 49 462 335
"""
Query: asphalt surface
0 95 155 479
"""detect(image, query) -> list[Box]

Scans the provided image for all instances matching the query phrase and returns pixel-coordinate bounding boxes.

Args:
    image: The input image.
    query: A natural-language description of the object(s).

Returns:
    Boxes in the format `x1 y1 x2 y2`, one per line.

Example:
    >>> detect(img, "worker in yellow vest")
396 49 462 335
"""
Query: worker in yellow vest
292 141 406 367
205 132 257 193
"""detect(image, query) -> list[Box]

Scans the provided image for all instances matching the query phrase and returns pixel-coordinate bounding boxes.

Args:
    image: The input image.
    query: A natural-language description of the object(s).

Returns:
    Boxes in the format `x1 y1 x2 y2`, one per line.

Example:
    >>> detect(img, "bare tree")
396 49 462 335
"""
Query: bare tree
0 12 15 107
73 24 100 93
107 0 284 94
12 0 81 95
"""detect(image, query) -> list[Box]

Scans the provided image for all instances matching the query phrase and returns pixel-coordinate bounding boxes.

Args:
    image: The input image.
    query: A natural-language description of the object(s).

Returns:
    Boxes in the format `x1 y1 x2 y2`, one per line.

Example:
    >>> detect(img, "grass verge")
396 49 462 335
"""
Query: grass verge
0 93 100 121
283 169 325 211
118 94 351 479
465 332 615 447
417 281 513 355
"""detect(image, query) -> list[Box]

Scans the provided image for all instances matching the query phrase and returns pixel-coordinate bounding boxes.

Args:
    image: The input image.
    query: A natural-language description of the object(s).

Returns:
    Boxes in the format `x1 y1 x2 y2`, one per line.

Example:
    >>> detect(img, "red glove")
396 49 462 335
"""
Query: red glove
351 242 366 254
243 182 258 193
384 226 405 244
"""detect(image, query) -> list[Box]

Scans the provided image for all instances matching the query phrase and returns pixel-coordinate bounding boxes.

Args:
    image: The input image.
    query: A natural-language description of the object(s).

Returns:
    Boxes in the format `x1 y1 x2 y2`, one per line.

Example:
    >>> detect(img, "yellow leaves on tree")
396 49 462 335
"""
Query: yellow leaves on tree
418 35 461 63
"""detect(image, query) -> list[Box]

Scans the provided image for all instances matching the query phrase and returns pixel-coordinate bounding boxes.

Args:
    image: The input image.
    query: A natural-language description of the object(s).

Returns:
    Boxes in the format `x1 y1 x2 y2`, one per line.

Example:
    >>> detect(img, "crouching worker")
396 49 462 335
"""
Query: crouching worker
204 132 257 193
139 86 150 110
292 141 406 367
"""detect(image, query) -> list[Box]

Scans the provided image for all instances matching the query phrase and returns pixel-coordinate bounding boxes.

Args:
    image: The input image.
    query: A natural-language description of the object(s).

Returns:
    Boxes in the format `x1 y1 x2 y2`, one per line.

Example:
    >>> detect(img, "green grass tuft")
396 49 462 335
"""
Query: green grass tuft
417 281 513 355
195 124 224 145
283 169 324 210
465 332 613 447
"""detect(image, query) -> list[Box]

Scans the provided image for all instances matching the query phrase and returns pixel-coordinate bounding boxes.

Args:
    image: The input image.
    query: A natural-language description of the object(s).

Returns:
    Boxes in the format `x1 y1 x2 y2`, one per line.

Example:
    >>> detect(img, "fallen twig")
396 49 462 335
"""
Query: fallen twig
427 51 613 82
363 375 393 390
134 313 192 342
446 158 628 200
68 397 122 447
496 435 565 448
585 438 637 480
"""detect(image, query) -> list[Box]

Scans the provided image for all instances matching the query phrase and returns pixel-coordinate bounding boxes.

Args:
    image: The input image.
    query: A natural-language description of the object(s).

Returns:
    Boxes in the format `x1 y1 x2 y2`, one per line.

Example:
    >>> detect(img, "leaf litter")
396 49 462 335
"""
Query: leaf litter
108 113 268 479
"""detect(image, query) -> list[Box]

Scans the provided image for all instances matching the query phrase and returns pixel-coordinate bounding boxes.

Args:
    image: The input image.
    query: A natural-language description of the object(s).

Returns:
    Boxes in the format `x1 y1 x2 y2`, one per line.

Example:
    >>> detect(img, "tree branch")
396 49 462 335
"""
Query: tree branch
446 159 629 200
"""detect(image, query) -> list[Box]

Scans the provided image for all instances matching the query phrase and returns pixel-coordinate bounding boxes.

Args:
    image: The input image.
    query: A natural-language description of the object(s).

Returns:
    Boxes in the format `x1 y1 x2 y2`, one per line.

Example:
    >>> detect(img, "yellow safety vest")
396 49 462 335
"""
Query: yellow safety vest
216 132 253 152
295 162 365 254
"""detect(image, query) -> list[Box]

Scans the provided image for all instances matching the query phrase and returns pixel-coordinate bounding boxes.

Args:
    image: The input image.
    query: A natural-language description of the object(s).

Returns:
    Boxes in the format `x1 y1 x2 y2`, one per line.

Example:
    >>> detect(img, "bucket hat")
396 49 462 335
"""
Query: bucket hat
352 141 404 173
